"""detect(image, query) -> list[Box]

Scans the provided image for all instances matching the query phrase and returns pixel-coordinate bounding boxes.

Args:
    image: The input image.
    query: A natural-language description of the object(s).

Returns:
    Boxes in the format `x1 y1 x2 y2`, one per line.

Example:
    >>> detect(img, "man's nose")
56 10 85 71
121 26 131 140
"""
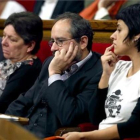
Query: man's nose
51 42 59 52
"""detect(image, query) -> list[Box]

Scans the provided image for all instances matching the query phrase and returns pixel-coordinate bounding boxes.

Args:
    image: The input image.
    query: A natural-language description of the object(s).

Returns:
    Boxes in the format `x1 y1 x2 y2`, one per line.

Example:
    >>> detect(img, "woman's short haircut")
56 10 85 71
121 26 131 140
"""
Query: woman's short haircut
4 12 43 54
116 4 140 52
55 12 94 52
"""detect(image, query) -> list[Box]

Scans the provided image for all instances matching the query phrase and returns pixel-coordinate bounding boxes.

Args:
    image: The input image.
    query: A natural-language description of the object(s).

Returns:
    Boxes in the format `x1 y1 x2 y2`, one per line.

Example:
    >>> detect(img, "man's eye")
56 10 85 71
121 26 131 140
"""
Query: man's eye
50 40 55 43
57 40 64 43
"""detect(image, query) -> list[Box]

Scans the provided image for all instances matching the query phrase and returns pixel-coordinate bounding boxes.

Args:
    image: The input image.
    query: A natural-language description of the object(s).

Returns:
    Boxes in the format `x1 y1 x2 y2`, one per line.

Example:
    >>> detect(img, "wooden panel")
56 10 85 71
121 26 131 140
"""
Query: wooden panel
90 20 117 31
0 114 29 125
93 32 113 43
0 19 117 43
0 119 42 140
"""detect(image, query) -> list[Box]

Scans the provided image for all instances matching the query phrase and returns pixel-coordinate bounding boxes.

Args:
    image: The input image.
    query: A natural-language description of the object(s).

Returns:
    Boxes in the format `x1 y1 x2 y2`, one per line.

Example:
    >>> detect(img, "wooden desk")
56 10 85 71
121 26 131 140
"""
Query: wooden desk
0 114 29 125
0 119 41 140
0 19 117 43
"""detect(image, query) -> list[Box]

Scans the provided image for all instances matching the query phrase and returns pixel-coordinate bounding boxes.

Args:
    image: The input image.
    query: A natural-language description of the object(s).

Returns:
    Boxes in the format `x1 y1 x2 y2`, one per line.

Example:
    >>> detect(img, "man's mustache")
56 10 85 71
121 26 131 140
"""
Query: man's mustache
52 51 57 56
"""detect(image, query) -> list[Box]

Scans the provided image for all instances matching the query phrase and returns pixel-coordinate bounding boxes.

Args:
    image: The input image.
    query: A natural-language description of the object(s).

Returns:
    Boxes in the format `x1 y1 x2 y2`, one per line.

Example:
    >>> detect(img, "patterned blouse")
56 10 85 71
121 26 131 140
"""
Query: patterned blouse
0 59 34 96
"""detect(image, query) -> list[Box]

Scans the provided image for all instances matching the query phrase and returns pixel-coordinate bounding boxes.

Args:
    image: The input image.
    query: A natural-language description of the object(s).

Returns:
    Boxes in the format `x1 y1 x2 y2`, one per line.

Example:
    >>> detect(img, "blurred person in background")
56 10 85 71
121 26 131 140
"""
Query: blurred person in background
80 0 139 20
0 0 26 19
33 0 84 19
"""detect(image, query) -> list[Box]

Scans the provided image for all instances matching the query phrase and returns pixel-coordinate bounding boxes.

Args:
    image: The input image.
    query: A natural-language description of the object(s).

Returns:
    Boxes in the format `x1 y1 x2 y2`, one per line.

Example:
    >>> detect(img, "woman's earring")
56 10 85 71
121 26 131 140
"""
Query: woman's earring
134 39 138 42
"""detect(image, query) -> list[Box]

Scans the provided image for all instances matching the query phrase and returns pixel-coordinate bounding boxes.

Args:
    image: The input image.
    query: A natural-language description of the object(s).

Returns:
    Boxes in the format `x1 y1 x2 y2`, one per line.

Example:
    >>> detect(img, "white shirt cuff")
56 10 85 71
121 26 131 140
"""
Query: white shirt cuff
48 74 62 86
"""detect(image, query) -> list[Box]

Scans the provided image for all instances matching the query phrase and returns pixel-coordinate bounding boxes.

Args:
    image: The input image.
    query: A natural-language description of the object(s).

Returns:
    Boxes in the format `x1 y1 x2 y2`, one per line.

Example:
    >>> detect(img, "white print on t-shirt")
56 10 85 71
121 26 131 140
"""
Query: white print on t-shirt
105 89 123 118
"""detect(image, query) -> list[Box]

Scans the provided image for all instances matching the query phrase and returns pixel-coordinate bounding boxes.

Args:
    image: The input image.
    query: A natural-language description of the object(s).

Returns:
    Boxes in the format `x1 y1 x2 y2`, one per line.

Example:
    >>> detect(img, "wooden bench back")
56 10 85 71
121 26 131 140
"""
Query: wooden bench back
0 19 117 43
0 19 119 62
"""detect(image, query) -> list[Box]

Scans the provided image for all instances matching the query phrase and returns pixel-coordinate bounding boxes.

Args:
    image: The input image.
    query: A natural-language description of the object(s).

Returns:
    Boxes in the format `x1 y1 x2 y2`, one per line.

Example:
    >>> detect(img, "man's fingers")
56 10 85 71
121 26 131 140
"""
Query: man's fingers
69 45 78 62
54 50 60 56
65 42 78 62
65 42 74 58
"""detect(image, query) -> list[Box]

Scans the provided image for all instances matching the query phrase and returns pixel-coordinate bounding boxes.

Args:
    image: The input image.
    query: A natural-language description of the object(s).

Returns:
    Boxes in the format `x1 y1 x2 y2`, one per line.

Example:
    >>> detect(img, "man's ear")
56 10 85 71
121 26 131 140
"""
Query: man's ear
27 41 36 53
80 35 88 50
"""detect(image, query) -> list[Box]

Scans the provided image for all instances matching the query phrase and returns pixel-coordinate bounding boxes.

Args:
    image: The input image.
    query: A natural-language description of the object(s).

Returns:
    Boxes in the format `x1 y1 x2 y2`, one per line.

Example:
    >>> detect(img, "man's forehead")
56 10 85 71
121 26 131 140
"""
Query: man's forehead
53 19 70 28
55 19 70 24
51 21 72 38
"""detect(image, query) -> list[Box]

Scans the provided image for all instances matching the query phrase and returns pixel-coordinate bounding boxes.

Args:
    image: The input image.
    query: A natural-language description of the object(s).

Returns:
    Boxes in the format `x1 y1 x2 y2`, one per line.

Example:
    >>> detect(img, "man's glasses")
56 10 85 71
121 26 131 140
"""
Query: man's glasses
48 37 80 47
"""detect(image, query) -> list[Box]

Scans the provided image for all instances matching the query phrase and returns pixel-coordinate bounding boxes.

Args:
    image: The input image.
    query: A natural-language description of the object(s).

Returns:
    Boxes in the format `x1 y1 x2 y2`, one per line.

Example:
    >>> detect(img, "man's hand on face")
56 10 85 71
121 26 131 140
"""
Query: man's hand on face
48 42 78 77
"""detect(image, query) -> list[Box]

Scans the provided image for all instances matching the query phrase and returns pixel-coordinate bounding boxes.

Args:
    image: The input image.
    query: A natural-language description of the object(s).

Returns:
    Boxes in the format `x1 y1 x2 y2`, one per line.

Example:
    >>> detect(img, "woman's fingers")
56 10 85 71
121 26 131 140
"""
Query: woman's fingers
103 45 118 63
104 44 114 54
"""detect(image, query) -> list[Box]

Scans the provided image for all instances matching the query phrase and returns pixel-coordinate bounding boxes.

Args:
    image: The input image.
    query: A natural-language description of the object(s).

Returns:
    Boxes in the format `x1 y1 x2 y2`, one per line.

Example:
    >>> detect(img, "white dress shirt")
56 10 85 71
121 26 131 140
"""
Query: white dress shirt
39 0 58 20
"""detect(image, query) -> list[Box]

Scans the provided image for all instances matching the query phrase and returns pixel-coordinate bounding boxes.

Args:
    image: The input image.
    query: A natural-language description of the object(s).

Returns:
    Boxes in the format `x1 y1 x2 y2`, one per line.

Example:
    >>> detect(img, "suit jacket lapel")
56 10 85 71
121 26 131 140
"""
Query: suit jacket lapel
51 0 64 19
80 52 101 72
63 52 101 94
33 0 45 15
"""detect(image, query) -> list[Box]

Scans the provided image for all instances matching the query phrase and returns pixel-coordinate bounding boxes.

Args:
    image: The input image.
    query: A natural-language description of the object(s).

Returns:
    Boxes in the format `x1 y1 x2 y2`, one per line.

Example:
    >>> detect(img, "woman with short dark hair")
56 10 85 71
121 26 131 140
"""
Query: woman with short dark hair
0 12 42 113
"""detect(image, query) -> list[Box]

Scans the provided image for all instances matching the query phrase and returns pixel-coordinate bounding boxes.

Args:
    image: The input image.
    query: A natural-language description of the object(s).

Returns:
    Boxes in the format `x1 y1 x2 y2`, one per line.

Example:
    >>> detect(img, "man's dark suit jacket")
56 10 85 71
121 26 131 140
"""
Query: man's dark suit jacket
6 52 102 138
34 0 84 19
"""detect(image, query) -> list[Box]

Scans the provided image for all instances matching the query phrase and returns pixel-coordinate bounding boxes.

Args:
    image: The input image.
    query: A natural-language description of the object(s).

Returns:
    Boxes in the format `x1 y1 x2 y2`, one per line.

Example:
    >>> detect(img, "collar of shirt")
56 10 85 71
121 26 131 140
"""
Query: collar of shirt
65 51 92 75
48 51 93 85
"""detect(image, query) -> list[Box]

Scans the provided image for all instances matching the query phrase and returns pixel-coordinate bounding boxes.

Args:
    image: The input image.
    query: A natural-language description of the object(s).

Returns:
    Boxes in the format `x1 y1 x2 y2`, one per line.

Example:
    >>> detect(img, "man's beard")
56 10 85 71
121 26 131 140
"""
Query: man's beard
74 49 82 62
52 51 56 56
